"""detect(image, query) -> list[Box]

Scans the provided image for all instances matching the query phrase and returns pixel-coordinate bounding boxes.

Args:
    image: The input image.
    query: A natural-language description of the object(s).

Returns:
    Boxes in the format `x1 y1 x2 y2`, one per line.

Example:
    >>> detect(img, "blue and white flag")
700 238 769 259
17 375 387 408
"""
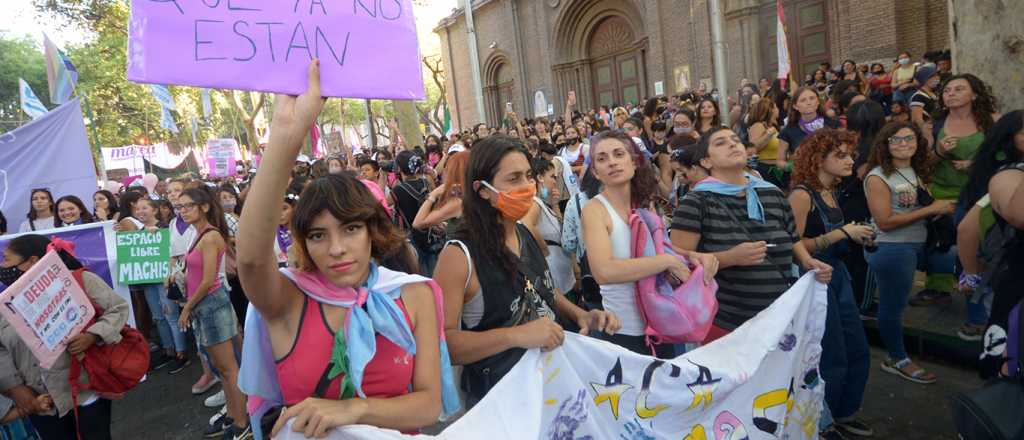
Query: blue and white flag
18 79 48 120
149 84 177 111
190 117 199 145
201 88 213 121
160 107 179 134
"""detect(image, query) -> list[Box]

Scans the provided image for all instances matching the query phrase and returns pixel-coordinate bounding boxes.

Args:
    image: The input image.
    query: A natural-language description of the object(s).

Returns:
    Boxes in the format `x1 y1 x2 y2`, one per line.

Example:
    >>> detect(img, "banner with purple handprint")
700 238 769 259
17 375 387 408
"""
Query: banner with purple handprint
0 221 135 327
276 273 828 439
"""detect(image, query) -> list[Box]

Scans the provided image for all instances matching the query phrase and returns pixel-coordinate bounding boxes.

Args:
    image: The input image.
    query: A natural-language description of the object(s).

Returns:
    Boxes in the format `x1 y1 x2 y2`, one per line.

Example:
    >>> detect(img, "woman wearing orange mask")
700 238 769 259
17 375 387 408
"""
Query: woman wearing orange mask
433 135 621 406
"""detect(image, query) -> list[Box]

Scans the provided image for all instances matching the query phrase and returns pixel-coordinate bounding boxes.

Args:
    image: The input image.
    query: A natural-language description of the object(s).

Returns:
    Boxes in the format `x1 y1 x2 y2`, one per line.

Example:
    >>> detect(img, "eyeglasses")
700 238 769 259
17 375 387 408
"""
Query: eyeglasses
888 134 916 145
173 202 198 211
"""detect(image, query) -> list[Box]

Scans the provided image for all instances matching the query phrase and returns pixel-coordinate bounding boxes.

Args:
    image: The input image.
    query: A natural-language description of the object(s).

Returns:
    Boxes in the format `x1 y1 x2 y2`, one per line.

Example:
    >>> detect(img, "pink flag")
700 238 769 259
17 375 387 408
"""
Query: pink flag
310 124 322 159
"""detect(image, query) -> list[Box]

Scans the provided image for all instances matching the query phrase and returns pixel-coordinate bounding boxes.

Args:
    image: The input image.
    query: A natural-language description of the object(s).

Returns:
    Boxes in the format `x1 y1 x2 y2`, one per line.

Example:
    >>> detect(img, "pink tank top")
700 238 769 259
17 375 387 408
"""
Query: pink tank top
276 296 415 406
185 227 224 298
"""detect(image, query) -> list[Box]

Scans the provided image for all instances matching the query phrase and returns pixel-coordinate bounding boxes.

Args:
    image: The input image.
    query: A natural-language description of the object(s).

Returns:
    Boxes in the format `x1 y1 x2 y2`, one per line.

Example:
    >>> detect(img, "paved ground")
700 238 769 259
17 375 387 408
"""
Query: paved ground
111 346 982 440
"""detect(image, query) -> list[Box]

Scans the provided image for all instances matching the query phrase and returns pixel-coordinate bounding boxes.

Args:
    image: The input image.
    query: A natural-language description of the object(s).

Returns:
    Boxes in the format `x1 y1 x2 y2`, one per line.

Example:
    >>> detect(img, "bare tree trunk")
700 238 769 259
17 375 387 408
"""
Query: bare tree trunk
223 90 266 150
949 0 1024 111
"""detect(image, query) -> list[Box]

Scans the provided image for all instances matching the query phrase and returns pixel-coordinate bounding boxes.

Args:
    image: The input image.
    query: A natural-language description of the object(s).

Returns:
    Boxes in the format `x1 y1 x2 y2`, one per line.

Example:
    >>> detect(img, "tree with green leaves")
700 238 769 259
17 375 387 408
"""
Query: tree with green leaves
0 33 52 127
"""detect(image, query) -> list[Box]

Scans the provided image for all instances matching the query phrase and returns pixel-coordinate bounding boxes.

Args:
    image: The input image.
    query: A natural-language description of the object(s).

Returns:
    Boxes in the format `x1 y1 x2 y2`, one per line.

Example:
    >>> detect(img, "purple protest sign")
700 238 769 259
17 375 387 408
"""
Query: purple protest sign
127 0 424 100
0 222 136 327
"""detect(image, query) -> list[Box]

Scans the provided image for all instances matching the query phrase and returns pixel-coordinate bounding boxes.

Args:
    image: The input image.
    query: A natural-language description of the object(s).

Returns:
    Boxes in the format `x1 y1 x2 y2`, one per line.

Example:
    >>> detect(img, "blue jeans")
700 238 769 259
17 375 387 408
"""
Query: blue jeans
142 283 187 354
818 261 870 427
865 242 956 360
966 286 993 326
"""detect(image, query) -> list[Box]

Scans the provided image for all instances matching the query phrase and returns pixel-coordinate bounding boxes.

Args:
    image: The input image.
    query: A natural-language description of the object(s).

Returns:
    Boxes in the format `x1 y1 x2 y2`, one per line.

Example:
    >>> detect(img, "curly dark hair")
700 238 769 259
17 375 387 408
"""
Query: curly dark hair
790 128 860 191
865 121 935 184
589 130 660 208
935 73 999 133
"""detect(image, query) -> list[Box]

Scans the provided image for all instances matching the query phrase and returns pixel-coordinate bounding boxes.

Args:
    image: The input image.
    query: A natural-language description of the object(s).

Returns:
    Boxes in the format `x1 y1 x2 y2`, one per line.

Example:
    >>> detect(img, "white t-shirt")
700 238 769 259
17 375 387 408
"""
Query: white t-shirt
18 217 55 233
559 143 589 166
169 217 198 258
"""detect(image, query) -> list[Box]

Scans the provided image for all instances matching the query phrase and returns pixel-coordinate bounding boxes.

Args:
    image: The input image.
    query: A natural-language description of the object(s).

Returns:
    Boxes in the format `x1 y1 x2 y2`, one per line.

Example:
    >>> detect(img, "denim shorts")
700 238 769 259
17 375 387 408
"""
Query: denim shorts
190 286 238 347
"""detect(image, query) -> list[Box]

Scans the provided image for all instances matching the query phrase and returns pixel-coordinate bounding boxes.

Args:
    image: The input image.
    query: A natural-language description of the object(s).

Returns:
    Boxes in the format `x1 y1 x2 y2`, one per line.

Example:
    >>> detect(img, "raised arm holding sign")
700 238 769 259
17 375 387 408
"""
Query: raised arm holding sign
127 0 424 99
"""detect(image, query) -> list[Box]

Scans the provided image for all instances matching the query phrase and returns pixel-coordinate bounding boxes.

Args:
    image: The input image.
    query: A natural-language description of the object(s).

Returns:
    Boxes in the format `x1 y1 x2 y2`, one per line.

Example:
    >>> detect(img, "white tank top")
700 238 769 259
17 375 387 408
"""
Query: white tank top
593 195 645 336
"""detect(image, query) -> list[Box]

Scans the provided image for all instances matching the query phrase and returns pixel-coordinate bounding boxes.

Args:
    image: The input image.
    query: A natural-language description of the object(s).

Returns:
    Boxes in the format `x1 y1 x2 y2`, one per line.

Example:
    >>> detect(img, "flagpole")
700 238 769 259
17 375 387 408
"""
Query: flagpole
83 96 108 183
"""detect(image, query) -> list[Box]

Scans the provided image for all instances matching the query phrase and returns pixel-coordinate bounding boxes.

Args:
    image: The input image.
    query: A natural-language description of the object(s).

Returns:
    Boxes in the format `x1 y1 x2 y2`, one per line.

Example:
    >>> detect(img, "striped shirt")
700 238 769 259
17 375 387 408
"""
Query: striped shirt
671 187 798 330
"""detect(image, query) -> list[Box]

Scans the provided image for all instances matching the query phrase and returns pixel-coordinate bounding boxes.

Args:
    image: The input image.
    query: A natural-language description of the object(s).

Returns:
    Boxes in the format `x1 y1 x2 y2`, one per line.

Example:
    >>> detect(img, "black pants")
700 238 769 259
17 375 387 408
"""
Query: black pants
600 333 675 359
227 276 248 324
30 398 112 440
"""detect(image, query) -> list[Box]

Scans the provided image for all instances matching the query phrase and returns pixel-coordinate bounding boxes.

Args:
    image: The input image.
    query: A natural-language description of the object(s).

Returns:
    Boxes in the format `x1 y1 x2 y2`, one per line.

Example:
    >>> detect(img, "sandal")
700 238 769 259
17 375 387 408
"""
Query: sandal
880 358 937 384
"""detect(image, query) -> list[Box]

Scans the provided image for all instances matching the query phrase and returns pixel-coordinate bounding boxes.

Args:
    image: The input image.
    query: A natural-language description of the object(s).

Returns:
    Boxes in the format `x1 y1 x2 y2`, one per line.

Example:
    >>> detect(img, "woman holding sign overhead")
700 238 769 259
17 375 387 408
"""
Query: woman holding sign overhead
0 234 129 440
236 60 459 439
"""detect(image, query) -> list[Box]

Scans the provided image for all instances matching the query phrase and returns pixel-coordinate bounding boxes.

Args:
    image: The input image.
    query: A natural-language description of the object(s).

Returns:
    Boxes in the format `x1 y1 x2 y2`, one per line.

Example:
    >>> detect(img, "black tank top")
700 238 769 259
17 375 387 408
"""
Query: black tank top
457 223 558 400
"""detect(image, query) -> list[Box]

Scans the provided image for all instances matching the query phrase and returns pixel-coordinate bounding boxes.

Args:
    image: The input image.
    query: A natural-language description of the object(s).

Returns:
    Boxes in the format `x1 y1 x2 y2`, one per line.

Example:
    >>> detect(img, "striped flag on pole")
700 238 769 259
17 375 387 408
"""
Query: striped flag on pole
776 0 792 87
19 79 48 120
160 107 180 134
149 84 178 111
201 88 213 121
43 34 77 104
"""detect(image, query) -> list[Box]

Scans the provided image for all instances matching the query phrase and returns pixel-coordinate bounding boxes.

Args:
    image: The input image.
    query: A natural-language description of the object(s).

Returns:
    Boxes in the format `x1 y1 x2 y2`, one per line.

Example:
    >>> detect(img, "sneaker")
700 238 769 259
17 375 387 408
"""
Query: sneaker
204 416 232 438
957 323 985 342
820 427 848 440
168 356 192 375
908 289 952 307
205 390 226 408
835 418 874 437
222 424 252 440
149 353 173 371
210 405 227 426
192 375 220 395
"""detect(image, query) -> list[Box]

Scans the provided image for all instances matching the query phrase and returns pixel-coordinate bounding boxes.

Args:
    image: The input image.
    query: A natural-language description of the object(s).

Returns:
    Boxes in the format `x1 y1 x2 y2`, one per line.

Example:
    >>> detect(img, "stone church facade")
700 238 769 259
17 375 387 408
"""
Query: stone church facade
436 0 950 128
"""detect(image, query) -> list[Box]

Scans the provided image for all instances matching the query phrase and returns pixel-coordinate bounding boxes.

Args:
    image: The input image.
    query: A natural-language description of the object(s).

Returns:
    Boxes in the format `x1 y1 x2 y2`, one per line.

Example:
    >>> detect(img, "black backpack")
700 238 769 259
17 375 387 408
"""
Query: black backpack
573 193 602 309
951 299 1023 440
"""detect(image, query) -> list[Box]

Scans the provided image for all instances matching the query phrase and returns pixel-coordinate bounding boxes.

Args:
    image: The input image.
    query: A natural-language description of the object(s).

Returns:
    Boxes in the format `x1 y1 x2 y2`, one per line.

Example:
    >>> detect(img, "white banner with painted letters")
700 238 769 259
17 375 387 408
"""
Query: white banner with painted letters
276 272 828 440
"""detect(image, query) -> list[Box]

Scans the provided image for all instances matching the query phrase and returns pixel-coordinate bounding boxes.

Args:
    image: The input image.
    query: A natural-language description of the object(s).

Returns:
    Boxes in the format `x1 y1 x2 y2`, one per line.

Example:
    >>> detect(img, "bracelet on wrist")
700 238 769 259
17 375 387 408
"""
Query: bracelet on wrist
838 227 853 242
959 273 982 289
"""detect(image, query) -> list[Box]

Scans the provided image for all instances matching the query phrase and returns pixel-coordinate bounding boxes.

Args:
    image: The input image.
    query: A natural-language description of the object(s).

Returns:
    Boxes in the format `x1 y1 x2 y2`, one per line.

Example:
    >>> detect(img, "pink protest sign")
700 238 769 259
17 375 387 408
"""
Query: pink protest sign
206 138 238 177
0 251 95 369
127 0 424 100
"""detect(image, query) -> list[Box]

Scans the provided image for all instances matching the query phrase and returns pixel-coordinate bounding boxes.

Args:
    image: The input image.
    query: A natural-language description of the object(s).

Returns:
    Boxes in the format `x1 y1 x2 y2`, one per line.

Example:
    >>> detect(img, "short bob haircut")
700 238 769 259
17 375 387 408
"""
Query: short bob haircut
290 173 405 273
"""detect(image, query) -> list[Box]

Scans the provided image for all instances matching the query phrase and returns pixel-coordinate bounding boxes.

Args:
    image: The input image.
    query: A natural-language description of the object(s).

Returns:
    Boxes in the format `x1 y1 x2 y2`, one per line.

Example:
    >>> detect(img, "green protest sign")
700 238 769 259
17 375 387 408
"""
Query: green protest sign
116 229 170 285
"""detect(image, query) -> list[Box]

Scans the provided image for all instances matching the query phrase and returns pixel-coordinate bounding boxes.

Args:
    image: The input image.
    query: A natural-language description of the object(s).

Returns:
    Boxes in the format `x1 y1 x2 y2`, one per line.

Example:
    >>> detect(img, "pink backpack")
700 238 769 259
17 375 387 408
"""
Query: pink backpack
629 208 718 347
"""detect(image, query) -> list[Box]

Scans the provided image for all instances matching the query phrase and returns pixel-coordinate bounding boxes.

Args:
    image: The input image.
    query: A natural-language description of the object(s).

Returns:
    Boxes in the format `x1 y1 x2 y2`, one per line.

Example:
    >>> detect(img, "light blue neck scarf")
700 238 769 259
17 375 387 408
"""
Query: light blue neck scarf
692 174 779 223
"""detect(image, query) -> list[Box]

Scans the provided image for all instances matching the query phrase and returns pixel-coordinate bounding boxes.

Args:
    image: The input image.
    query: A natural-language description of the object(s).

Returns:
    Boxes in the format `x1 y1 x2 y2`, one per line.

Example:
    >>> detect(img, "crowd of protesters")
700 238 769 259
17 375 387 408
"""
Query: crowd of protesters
0 49 1022 440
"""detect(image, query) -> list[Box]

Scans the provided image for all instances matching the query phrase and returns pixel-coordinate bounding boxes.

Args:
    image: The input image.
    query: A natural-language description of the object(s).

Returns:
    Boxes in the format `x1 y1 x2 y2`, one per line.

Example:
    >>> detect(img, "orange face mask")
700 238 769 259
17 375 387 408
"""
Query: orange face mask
481 181 536 220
